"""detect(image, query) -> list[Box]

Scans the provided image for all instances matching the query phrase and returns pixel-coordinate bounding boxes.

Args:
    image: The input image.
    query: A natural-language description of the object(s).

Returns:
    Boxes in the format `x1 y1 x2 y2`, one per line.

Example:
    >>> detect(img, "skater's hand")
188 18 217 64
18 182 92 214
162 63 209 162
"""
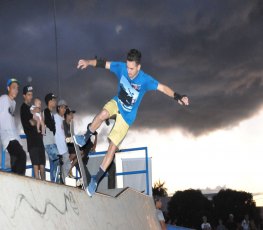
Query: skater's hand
178 96 189 106
174 92 189 106
77 59 94 69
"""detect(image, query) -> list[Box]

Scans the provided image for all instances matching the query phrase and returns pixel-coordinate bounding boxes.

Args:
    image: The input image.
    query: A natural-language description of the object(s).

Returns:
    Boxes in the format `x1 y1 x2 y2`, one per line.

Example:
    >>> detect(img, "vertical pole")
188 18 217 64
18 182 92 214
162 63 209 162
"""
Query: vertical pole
145 147 149 195
53 0 60 98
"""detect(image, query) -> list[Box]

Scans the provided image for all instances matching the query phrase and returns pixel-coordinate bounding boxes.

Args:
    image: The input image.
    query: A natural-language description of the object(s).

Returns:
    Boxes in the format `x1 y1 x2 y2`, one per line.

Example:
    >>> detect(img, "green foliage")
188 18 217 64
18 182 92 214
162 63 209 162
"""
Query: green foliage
152 180 168 197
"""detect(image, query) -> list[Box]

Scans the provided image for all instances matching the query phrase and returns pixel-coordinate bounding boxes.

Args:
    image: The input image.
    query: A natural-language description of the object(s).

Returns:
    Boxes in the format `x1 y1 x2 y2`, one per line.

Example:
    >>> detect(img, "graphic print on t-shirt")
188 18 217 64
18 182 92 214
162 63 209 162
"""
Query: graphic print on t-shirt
118 76 140 112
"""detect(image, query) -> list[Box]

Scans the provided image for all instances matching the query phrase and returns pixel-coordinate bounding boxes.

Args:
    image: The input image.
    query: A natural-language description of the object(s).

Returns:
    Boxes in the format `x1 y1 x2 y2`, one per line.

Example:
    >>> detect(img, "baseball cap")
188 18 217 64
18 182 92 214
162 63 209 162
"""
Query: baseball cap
57 99 68 107
64 108 76 116
7 78 19 88
23 85 33 95
45 93 56 105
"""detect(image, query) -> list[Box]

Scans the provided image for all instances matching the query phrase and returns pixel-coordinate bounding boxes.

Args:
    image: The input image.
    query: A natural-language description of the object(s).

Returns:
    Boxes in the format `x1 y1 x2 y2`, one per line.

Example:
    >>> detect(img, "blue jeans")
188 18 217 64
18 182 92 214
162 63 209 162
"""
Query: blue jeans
45 144 59 182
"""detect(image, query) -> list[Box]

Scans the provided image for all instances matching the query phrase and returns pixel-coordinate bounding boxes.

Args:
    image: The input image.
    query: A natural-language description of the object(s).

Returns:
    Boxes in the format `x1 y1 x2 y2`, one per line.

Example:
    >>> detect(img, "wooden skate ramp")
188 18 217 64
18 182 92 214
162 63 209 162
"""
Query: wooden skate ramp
0 172 161 230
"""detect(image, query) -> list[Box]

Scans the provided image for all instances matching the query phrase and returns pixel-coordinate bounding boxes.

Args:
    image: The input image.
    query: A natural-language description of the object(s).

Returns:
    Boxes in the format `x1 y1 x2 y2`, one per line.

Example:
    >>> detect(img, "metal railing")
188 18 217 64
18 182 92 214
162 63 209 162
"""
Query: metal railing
0 135 150 195
89 147 150 195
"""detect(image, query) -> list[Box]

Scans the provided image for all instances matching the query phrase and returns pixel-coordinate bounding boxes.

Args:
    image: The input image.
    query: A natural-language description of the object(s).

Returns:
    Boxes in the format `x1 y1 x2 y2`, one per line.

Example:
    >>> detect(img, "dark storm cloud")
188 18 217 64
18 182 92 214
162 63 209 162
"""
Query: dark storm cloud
1 0 263 136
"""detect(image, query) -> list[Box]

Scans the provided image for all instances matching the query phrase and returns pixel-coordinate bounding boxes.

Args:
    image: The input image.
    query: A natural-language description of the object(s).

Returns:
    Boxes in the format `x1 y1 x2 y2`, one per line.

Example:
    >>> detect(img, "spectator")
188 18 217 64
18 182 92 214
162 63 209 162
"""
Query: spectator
63 107 76 161
216 219 227 230
241 215 250 230
43 93 59 182
249 220 257 230
226 214 237 230
155 197 167 230
0 78 26 175
54 100 71 183
201 216 212 230
20 85 46 179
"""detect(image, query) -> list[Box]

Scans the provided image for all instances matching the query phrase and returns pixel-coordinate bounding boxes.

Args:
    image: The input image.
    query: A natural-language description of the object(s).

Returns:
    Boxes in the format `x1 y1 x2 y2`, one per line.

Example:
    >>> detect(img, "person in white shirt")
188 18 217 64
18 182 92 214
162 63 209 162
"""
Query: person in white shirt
155 197 167 230
54 99 71 183
201 216 212 230
241 214 250 230
0 78 26 175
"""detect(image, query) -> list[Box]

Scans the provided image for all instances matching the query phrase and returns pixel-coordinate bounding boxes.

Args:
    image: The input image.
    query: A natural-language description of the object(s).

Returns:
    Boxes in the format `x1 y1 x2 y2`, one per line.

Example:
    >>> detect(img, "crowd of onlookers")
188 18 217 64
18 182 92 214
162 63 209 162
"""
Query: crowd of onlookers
0 78 115 186
200 214 258 230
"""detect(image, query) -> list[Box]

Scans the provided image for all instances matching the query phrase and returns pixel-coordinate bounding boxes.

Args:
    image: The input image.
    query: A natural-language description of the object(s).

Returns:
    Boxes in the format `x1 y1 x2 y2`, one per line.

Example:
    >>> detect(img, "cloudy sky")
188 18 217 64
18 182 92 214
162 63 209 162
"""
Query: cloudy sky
1 0 263 203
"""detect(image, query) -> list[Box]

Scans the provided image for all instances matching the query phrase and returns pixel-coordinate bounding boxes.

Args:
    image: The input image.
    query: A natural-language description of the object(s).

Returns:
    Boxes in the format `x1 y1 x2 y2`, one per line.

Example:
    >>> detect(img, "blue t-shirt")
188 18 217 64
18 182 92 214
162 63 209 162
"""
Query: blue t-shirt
110 62 159 126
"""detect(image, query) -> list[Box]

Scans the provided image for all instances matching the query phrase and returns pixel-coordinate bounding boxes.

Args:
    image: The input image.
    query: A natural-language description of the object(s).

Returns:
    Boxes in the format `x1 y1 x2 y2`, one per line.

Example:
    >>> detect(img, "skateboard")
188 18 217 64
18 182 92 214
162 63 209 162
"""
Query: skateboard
70 121 88 189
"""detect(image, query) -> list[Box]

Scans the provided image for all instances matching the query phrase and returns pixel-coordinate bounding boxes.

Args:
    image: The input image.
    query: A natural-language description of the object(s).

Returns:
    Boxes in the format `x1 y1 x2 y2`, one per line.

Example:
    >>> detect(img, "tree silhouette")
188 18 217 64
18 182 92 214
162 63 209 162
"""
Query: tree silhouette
213 189 260 225
167 189 213 229
167 189 261 229
152 180 168 197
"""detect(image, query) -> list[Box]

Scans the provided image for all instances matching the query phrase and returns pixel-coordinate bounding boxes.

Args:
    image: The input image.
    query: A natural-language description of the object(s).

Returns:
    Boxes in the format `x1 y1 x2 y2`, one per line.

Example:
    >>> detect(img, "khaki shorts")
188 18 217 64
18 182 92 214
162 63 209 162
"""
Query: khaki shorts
103 100 129 147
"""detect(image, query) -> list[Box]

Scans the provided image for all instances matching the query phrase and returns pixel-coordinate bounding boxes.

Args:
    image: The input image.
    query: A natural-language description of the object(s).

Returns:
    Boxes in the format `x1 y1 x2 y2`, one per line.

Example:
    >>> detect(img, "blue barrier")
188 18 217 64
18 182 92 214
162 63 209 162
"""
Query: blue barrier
89 146 150 195
0 135 150 195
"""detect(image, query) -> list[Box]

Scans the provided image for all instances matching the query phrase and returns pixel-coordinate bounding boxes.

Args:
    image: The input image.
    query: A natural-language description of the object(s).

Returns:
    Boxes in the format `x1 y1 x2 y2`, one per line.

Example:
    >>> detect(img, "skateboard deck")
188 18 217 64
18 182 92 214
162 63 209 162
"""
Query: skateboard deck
70 121 88 189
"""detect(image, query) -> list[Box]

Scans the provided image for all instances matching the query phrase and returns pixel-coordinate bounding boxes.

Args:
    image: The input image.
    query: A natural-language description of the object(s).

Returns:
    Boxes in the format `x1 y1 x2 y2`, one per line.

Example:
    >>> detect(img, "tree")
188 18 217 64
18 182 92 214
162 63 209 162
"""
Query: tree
167 189 213 229
213 189 260 225
152 180 168 197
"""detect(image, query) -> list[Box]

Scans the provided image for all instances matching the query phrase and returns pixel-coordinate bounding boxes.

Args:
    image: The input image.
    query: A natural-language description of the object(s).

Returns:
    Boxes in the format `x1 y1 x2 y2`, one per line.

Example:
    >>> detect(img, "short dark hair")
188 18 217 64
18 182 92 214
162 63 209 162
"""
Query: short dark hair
127 49 142 65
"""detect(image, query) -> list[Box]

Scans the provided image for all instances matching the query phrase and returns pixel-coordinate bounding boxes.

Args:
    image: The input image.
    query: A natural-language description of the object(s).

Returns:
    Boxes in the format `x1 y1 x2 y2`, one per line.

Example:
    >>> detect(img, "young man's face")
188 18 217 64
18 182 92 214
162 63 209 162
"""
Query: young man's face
126 60 141 79
23 92 33 104
66 112 74 122
8 82 19 99
155 200 162 209
48 98 57 109
58 105 67 116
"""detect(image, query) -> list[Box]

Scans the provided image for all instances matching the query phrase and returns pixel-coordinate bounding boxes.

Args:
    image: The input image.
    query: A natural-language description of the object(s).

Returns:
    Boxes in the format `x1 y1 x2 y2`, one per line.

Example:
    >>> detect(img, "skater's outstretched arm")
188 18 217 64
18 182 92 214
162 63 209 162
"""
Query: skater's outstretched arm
77 59 111 70
157 83 189 106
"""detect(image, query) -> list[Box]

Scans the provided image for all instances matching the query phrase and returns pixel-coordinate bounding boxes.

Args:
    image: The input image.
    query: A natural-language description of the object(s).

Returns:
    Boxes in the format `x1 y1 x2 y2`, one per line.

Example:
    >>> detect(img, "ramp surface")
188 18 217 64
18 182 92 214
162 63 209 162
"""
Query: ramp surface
0 172 161 230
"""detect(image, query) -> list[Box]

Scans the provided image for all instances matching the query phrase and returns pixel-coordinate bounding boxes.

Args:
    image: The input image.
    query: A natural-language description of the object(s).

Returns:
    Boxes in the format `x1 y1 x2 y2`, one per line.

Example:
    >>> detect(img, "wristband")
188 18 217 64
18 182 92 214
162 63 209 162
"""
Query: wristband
95 56 106 68
174 92 183 101
174 92 187 105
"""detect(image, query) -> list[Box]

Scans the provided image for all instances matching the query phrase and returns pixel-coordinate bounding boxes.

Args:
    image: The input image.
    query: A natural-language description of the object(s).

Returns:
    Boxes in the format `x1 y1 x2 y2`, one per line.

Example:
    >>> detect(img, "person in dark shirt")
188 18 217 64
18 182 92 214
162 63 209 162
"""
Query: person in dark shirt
63 108 76 160
20 85 46 179
226 214 237 230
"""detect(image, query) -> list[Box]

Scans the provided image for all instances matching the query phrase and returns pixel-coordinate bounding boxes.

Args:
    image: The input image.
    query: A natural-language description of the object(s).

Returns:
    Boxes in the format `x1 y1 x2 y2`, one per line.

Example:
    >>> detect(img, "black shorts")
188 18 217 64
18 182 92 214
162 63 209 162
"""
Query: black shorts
67 144 75 155
7 140 27 175
29 147 46 166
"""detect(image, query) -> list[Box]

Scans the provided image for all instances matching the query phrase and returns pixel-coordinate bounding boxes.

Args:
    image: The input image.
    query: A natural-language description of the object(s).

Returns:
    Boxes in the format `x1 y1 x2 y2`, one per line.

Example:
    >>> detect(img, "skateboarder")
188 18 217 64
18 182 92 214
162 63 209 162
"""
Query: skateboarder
74 49 189 196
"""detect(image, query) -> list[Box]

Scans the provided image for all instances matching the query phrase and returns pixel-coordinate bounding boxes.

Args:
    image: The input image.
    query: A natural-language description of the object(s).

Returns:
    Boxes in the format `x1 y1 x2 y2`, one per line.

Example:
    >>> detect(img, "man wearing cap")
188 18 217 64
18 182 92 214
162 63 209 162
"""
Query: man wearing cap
0 78 26 175
54 99 71 183
20 85 46 180
43 93 59 182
